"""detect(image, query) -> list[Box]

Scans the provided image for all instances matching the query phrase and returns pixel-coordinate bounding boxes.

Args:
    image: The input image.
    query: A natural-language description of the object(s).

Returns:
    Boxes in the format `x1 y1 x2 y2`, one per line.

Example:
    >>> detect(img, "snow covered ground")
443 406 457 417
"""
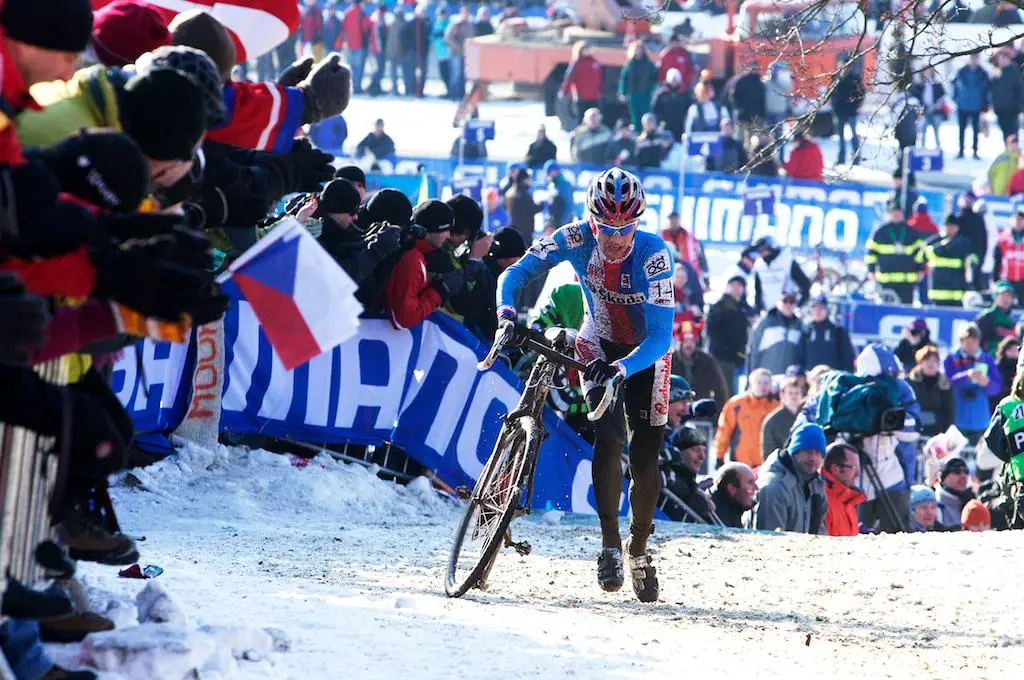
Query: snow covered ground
48 443 1024 679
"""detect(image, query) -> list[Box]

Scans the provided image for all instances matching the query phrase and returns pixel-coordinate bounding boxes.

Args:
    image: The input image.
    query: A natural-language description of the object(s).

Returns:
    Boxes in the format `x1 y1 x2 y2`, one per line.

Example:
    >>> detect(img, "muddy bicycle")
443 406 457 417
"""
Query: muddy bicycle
443 322 620 598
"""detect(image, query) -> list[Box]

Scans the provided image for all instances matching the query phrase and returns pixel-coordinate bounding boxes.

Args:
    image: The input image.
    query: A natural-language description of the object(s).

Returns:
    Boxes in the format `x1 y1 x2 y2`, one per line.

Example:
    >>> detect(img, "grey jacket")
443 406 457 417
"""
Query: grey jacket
935 485 972 530
753 450 826 534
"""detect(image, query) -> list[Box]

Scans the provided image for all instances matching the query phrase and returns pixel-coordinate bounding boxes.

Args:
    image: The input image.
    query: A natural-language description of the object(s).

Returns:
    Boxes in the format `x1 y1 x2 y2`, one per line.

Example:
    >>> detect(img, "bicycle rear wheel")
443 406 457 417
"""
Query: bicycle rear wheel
444 417 539 598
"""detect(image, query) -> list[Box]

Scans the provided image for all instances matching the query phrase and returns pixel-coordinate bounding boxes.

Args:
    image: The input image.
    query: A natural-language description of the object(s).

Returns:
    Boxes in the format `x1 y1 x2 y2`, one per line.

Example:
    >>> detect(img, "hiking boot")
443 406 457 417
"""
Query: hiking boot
40 667 97 679
1 579 73 621
57 510 139 566
36 540 75 580
596 548 624 592
39 611 114 643
624 536 659 603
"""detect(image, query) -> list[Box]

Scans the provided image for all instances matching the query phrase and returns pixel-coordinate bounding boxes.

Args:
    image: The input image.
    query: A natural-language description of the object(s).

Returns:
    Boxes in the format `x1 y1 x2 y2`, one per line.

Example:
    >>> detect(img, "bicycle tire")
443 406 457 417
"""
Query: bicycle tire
444 417 540 598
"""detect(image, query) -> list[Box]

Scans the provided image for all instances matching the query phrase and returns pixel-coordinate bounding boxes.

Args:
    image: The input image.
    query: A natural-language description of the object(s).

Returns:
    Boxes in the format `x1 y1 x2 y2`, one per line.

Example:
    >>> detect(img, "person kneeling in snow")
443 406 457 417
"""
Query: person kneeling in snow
753 422 827 533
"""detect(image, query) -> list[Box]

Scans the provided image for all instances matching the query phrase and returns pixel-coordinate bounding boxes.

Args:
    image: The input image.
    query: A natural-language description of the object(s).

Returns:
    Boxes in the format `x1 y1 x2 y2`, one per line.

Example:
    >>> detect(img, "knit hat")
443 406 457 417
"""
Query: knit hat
961 499 991 528
335 165 367 186
169 10 237 81
488 227 526 260
543 159 560 174
411 199 454 233
317 179 361 216
365 188 413 226
120 69 206 161
136 45 226 127
787 423 827 456
810 293 828 308
940 456 969 481
909 318 928 333
727 274 747 287
1 0 93 52
35 130 150 213
446 194 484 237
670 424 704 451
91 0 170 67
994 280 1015 296
909 484 937 510
669 375 694 403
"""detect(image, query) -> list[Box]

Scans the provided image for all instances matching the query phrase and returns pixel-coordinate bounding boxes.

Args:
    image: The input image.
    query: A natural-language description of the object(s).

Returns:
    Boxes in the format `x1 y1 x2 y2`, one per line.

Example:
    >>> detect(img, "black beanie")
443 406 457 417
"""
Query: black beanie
1 0 93 52
120 69 206 161
446 194 483 237
318 178 361 216
365 188 412 226
335 165 367 186
411 199 454 233
488 227 526 260
135 45 226 127
33 129 150 213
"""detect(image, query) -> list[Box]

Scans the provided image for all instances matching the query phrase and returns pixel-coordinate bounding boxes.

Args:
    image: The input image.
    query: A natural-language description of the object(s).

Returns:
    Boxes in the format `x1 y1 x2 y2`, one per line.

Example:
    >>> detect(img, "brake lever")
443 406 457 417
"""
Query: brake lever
478 323 514 371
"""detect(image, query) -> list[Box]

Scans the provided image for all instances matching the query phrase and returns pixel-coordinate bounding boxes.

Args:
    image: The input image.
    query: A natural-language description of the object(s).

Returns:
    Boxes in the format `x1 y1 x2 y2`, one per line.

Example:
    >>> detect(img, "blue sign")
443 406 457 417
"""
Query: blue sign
743 186 776 217
908 148 944 172
686 132 723 157
450 177 483 202
463 120 495 144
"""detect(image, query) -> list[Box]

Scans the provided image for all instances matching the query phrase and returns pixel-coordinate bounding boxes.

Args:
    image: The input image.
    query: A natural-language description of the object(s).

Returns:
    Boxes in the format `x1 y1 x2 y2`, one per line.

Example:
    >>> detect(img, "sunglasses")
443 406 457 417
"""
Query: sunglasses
591 217 639 237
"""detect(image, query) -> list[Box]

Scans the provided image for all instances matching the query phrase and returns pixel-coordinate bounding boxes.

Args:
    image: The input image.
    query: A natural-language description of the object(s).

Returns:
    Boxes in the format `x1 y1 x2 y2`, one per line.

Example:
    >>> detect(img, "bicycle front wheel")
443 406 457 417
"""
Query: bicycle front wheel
444 417 539 598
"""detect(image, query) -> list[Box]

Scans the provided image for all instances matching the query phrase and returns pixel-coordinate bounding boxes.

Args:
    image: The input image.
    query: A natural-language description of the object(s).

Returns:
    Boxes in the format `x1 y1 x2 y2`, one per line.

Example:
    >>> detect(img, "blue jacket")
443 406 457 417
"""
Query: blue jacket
547 174 576 226
944 349 1001 433
800 319 855 372
953 65 990 113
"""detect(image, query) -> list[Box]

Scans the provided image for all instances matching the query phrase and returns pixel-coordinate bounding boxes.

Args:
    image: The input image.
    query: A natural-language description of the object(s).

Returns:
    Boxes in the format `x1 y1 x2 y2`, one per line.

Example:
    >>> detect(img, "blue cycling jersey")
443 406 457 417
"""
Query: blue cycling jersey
497 221 675 378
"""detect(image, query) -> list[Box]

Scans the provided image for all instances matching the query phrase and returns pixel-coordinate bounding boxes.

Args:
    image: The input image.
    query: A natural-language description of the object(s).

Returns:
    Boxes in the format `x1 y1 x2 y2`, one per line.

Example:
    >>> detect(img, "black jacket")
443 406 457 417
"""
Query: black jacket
355 132 396 159
605 137 636 165
634 133 667 168
650 84 692 140
907 366 955 438
956 207 987 261
727 71 767 122
660 457 714 523
705 136 747 173
748 151 779 177
525 138 557 168
991 62 1024 113
711 486 748 528
895 331 931 371
317 218 401 316
451 257 499 341
831 71 865 118
505 183 542 244
671 347 730 410
706 294 750 366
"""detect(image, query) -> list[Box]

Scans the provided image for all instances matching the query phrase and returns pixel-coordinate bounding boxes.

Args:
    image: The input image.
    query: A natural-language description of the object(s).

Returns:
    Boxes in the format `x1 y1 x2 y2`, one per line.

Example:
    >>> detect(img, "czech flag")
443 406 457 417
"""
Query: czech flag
217 219 362 370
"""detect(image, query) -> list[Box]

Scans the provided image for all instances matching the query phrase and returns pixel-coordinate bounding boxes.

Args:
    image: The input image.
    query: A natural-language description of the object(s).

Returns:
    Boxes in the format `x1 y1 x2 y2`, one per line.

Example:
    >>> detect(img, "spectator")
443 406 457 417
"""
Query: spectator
505 167 542 246
895 319 931 370
993 335 1018 409
706 274 750 394
908 344 955 439
763 64 793 140
907 197 938 237
661 211 706 281
355 118 396 163
753 422 827 533
726 59 766 147
410 5 431 97
832 64 865 164
747 293 804 377
661 425 715 523
671 262 704 327
633 113 673 168
822 440 865 537
525 124 557 169
992 49 1023 141
976 281 1017 355
299 0 325 60
569 107 613 164
482 186 509 232
444 3 473 100
474 6 494 35
989 134 1020 196
711 462 756 528
543 160 575 227
498 163 523 197
945 323 1001 445
684 81 728 134
747 135 780 176
431 6 451 98
312 178 384 278
993 209 1024 305
561 41 604 125
451 131 487 160
671 320 729 411
650 68 690 141
800 295 855 371
368 4 390 96
723 246 759 288
865 199 925 304
91 0 171 67
760 376 804 459
924 213 977 306
953 53 989 159
1009 155 1024 196
961 498 992 531
956 191 988 286
666 375 696 428
782 129 824 181
935 456 974 529
891 88 922 156
385 5 406 95
618 41 657 129
910 67 946 149
350 188 415 315
341 0 369 94
656 34 694 87
383 200 460 329
713 367 779 468
909 484 940 531
751 235 811 313
455 226 525 341
705 119 747 173
497 1 519 25
605 120 636 165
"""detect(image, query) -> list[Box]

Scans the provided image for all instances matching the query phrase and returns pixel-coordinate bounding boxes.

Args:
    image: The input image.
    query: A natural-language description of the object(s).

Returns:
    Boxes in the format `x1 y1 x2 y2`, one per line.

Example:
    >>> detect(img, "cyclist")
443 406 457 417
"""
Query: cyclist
495 167 674 603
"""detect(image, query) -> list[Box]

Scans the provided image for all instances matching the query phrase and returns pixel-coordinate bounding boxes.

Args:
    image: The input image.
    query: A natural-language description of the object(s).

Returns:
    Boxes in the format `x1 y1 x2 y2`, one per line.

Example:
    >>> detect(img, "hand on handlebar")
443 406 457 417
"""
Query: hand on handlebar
584 359 623 386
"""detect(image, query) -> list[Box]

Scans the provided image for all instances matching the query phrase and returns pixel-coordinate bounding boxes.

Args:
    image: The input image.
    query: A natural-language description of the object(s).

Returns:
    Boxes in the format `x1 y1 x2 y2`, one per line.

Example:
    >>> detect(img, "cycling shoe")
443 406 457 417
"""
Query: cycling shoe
596 548 624 592
624 537 659 603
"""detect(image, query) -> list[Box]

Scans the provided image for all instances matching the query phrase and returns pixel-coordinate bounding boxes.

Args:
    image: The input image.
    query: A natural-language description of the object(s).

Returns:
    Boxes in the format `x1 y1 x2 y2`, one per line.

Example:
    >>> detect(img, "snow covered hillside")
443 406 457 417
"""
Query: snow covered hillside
55 444 1024 679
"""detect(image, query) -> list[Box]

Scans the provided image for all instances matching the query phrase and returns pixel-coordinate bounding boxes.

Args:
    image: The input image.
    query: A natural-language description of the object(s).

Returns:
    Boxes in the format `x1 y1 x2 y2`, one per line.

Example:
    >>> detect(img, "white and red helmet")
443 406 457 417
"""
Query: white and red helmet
585 167 646 227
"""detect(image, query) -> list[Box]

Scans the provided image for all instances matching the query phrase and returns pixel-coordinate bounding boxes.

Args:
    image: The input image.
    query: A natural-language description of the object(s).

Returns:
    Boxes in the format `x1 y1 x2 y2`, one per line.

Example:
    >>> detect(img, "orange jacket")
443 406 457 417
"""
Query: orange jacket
713 392 778 468
822 469 866 537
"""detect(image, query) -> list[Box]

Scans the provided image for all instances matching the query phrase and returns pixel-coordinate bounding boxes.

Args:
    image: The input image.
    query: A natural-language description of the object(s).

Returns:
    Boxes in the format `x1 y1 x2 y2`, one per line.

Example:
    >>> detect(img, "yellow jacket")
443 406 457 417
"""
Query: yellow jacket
16 65 122 150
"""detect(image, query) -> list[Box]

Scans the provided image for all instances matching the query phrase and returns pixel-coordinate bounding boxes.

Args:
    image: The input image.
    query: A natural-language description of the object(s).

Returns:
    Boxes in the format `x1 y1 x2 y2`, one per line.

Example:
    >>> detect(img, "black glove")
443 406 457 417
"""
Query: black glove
64 390 128 480
186 286 232 326
399 223 425 250
152 149 205 209
286 138 335 193
0 273 48 366
184 186 274 230
423 247 455 274
430 268 464 301
584 359 621 385
278 56 314 86
97 212 185 242
118 226 214 271
689 398 718 420
363 222 402 256
298 53 352 125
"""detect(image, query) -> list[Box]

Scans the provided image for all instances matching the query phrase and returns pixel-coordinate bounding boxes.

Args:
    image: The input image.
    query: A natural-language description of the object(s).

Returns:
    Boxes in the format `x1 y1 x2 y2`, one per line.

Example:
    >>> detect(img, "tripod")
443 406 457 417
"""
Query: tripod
855 437 908 533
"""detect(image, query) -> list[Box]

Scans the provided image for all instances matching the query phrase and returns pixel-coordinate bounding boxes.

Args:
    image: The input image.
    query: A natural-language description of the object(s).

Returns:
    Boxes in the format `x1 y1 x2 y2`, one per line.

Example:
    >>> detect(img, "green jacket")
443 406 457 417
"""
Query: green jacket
535 283 584 331
619 58 657 98
17 65 122 149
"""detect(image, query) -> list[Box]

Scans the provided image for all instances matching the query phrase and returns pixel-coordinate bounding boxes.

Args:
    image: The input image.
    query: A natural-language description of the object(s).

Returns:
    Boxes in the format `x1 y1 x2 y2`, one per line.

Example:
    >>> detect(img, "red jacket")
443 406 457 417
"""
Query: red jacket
1009 168 1024 196
300 4 324 43
784 139 824 182
384 240 443 330
822 469 865 537
32 300 118 364
560 55 604 102
342 6 368 50
2 248 97 298
0 32 38 166
208 81 306 153
908 211 938 236
657 46 695 88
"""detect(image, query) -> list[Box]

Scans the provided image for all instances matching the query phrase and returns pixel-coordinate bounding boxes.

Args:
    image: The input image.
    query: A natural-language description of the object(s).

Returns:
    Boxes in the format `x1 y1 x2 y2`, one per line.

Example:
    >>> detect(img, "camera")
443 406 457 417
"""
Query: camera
878 407 907 433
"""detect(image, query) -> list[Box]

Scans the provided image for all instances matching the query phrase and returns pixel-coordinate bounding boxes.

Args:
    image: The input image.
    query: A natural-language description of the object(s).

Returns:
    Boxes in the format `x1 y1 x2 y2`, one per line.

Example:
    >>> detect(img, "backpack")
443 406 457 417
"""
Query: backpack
815 371 904 435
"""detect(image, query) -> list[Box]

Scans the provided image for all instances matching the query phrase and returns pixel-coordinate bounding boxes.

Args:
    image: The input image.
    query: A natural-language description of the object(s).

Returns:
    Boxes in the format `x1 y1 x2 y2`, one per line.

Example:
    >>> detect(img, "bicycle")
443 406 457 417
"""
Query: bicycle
443 322 621 598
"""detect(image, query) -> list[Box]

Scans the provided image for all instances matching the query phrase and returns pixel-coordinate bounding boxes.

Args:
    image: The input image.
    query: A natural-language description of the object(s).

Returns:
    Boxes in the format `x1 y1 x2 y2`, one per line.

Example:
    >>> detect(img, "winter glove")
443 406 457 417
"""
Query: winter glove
423 247 455 274
152 149 205 209
97 212 185 242
119 227 215 271
399 223 425 250
64 390 128 480
430 268 464 301
278 56 314 87
0 273 49 366
363 222 402 256
298 53 352 125
184 186 274 231
286 138 335 192
584 359 623 385
495 318 530 349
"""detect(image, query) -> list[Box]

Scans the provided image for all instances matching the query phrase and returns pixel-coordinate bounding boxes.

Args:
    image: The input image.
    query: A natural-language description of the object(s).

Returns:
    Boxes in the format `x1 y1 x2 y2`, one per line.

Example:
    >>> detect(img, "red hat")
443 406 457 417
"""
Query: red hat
92 0 171 67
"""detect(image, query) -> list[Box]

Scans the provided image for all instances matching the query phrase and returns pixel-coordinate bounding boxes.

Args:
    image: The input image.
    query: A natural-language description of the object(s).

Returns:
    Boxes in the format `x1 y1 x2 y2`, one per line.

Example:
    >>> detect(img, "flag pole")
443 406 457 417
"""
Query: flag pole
901 147 910 219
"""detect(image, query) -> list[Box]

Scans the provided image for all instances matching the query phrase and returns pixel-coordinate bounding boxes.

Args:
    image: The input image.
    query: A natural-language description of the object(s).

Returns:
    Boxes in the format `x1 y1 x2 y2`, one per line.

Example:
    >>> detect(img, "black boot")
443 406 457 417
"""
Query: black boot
1 578 74 621
36 540 75 580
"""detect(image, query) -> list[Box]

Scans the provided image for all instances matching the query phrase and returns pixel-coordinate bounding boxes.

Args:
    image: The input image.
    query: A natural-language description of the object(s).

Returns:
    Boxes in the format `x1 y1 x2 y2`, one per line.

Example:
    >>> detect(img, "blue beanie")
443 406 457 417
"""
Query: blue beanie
910 484 937 510
543 159 560 174
787 423 827 456
669 375 694 403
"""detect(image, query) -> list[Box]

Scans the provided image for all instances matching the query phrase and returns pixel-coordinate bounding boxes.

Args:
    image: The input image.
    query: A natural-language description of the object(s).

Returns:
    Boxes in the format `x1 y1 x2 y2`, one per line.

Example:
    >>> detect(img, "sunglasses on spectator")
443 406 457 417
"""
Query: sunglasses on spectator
591 217 639 237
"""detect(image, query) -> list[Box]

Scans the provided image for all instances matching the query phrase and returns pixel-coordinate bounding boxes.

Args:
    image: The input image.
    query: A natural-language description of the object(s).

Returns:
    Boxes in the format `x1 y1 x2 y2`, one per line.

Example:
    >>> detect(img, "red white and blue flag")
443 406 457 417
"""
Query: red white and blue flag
218 219 362 371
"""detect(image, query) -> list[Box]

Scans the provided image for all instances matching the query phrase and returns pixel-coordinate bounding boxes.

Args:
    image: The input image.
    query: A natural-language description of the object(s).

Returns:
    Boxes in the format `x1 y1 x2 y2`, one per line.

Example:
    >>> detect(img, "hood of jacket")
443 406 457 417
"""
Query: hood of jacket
907 365 951 390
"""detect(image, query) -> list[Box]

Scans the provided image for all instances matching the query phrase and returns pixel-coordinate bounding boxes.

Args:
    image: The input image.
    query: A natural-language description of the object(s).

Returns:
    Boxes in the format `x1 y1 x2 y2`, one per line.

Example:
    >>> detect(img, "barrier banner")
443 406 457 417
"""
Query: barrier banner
112 301 609 515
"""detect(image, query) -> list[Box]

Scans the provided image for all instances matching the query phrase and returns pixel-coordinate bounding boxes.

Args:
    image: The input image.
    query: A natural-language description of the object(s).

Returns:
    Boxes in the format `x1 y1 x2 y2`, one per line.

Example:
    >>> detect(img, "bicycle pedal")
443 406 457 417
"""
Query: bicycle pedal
511 541 532 557
455 485 471 500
